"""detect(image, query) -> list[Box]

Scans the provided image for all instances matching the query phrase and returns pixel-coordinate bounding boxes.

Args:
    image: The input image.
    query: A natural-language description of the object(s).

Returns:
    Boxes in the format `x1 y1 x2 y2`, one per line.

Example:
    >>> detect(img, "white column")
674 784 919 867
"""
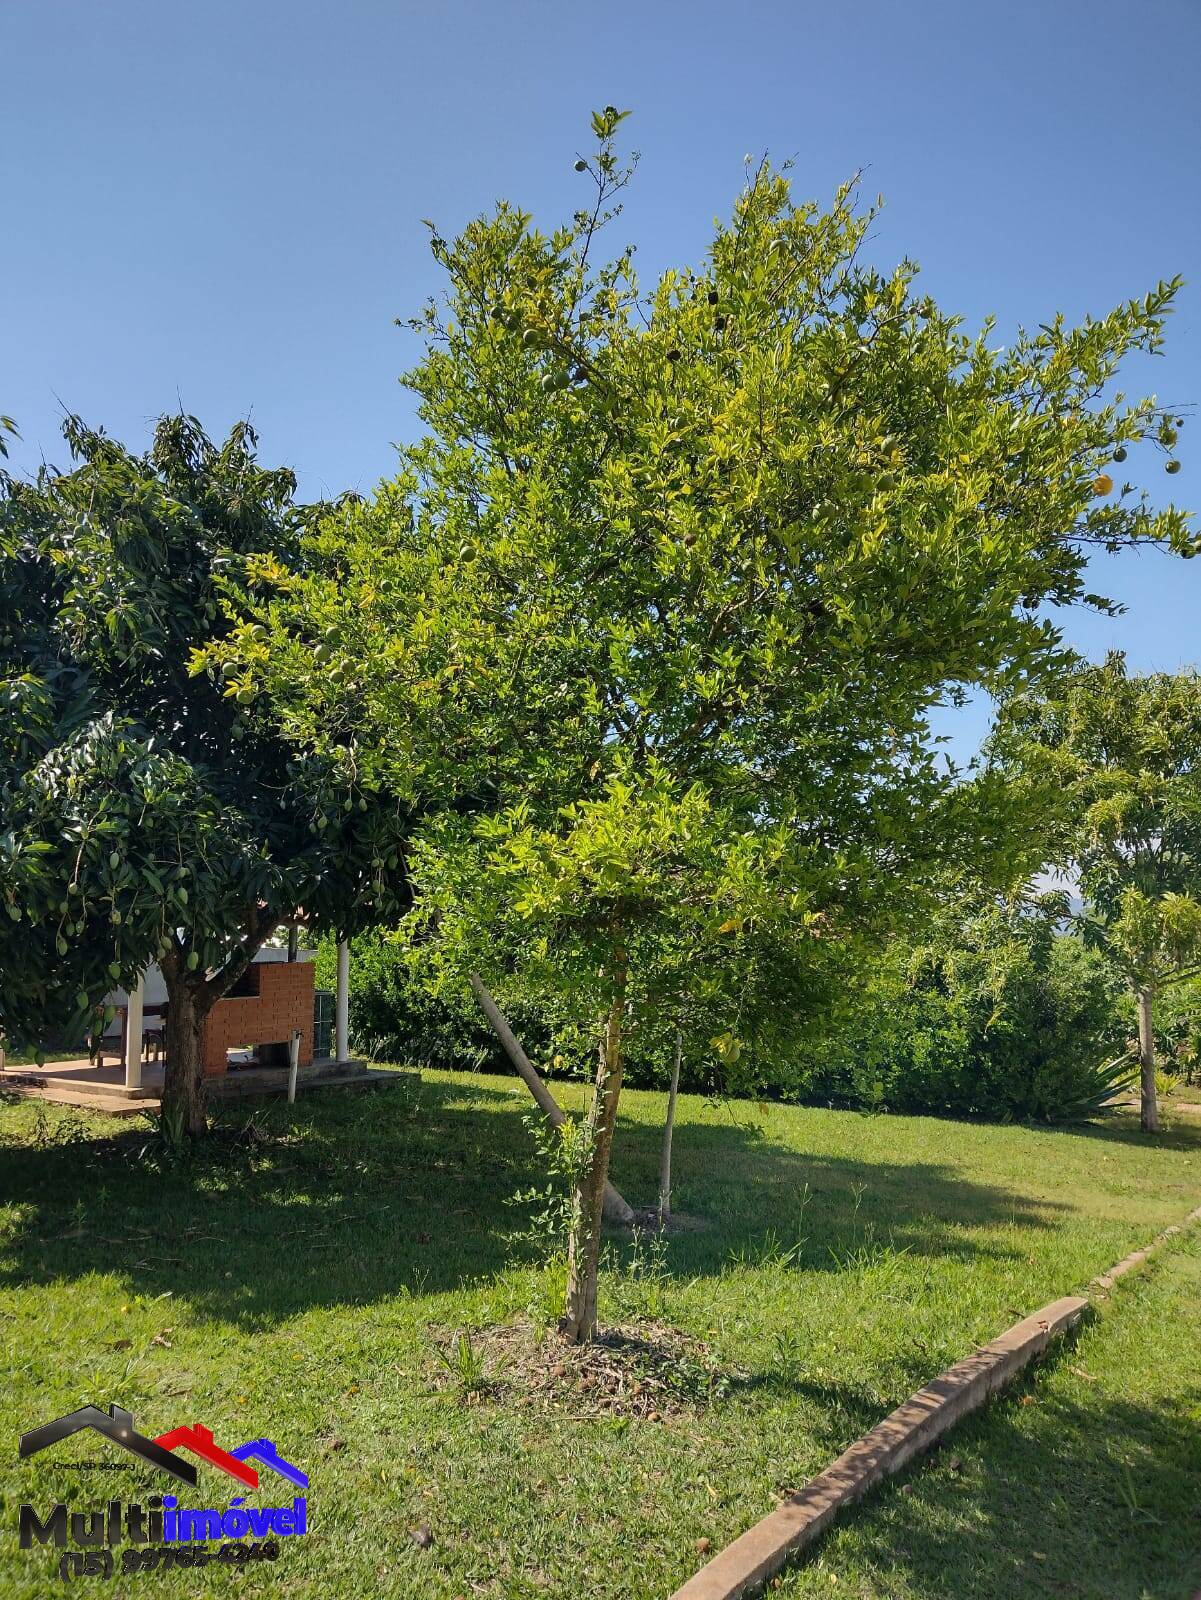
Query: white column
124 972 145 1091
287 1029 300 1104
335 940 350 1063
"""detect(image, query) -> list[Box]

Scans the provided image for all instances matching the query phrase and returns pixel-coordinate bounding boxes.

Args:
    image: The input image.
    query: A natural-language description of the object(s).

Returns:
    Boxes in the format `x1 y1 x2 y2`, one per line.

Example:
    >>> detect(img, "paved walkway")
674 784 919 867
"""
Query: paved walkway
0 1056 399 1115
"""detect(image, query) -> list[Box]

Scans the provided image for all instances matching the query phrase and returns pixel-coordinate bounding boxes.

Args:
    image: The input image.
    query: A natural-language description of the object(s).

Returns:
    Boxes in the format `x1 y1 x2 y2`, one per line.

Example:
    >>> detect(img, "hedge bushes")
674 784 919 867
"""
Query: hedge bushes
315 931 511 1070
324 902 1133 1124
785 906 1130 1121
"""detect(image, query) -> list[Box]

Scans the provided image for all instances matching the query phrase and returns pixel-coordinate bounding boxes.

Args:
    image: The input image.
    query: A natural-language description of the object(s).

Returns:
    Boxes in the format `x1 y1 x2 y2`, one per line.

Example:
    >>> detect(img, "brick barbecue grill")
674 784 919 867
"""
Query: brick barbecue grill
201 957 315 1077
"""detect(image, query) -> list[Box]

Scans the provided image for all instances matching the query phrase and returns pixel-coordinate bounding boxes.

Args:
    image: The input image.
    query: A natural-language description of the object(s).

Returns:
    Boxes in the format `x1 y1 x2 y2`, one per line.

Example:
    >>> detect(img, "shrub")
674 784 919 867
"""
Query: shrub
324 903 1130 1124
1148 975 1201 1085
315 926 781 1094
315 931 506 1068
788 904 1129 1122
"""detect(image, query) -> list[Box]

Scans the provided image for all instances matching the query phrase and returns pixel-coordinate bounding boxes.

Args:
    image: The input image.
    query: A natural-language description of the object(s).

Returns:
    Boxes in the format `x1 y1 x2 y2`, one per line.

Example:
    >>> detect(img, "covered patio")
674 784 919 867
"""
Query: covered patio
0 941 399 1114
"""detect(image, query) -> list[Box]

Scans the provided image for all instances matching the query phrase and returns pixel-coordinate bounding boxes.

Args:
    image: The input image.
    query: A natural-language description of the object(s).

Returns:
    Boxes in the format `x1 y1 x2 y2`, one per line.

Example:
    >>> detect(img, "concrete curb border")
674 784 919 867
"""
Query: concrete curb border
670 1201 1201 1600
669 1297 1086 1600
1088 1203 1201 1296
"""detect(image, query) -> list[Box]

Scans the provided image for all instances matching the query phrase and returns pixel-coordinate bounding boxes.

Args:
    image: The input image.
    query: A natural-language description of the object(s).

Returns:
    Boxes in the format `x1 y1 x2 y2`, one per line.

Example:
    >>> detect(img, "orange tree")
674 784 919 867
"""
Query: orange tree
0 415 413 1132
241 112 1191 1338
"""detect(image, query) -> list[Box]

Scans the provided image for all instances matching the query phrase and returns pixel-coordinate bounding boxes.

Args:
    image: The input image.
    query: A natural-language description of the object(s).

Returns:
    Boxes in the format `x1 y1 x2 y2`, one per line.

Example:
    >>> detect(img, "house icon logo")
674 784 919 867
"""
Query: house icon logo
19 1403 307 1489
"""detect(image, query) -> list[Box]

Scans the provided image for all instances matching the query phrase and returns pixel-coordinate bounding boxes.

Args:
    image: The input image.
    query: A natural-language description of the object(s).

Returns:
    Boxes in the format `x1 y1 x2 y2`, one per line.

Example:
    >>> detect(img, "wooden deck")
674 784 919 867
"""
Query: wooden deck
0 1055 403 1116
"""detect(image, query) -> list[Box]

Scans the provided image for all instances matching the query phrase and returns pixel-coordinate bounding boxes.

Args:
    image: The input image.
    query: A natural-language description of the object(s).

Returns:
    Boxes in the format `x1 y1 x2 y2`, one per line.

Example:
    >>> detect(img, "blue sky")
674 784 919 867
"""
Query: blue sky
4 0 1198 759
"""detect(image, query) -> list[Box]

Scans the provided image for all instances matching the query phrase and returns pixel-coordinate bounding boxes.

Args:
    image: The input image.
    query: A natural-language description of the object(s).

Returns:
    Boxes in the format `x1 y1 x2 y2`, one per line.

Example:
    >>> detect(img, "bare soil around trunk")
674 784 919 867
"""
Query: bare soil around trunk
428 1317 741 1420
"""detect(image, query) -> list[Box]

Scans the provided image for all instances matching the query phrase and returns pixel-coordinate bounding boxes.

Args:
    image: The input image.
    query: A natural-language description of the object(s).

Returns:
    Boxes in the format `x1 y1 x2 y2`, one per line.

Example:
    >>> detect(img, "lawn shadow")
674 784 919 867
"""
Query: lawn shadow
800 1355 1201 1598
1046 1111 1201 1156
0 1069 1096 1333
592 1090 1075 1280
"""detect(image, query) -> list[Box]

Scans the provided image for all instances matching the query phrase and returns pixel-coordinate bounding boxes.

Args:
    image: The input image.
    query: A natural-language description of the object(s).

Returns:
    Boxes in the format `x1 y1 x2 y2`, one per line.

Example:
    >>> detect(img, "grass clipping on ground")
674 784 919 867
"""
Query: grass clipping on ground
429 1318 742 1421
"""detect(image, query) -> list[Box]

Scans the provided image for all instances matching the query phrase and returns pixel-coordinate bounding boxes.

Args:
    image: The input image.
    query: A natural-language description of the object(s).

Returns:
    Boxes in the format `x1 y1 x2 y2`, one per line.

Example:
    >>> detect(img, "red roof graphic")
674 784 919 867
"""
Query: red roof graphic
152 1424 260 1487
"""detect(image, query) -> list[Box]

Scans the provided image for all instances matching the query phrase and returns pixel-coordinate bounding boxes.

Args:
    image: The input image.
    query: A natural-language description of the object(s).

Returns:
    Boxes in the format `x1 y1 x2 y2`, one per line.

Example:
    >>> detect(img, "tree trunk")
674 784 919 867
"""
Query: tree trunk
658 1030 682 1224
161 973 212 1137
1136 984 1160 1134
469 972 634 1225
156 921 271 1138
561 971 626 1344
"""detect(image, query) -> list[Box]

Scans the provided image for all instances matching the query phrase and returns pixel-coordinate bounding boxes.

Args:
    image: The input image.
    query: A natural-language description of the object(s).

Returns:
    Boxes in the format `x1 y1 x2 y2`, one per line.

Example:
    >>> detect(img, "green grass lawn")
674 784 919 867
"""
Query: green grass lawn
777 1233 1201 1600
2 1069 1199 1598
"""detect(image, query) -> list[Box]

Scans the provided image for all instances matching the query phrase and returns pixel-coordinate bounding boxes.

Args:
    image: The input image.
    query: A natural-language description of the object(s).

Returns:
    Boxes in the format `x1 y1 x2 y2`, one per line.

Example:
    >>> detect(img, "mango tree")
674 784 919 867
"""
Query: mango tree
0 415 412 1132
991 654 1201 1131
238 112 1190 1338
